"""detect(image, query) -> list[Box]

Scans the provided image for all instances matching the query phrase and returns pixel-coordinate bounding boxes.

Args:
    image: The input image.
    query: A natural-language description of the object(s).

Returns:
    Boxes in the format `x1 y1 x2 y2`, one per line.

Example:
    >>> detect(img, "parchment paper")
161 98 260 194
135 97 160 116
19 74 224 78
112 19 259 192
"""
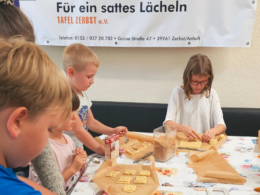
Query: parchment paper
176 132 228 152
189 149 246 185
95 132 154 160
92 156 159 195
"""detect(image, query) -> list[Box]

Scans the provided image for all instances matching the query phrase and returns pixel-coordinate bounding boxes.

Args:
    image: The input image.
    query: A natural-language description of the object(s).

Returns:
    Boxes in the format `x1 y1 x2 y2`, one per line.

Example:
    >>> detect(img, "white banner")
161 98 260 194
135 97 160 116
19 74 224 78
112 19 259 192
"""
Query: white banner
20 0 257 47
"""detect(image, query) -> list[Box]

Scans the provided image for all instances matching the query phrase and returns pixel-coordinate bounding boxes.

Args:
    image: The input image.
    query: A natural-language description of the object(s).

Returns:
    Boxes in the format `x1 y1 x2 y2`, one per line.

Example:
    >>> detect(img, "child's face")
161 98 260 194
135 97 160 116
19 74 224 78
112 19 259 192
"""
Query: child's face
60 111 77 132
189 75 209 94
71 64 98 92
6 108 64 168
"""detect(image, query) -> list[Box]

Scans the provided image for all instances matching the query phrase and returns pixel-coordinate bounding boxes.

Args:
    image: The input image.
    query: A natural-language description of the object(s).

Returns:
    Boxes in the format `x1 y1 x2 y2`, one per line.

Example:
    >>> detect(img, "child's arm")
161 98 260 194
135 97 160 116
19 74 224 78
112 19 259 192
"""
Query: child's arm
87 108 128 136
164 120 201 140
201 90 226 142
18 176 56 195
31 142 65 195
73 116 105 155
62 150 87 182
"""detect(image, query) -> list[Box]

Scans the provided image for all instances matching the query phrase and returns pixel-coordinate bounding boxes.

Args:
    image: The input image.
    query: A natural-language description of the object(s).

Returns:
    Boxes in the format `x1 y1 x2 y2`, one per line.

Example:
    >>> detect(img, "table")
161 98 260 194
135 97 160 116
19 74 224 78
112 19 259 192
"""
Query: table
71 134 260 195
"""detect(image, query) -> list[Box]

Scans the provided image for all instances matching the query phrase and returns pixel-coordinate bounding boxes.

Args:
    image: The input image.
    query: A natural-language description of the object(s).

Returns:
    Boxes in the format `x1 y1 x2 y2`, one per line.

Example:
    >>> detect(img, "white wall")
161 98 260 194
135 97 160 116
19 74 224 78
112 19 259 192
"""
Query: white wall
41 3 260 108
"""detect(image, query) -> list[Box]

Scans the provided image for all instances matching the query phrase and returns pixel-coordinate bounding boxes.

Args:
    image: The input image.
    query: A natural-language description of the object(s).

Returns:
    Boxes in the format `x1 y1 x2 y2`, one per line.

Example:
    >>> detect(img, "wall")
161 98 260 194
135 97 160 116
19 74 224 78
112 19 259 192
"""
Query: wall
41 3 260 108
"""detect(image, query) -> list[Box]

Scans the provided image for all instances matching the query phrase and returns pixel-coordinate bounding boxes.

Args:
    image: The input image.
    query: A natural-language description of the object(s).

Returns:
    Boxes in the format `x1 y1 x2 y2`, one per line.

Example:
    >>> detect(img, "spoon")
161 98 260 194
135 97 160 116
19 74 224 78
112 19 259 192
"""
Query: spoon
86 156 100 167
92 157 100 164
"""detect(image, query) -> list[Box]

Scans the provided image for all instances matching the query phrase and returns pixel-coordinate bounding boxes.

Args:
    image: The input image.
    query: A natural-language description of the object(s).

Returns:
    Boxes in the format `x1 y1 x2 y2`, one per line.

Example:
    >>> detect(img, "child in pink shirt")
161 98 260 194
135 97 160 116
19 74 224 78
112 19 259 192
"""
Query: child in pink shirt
29 90 87 193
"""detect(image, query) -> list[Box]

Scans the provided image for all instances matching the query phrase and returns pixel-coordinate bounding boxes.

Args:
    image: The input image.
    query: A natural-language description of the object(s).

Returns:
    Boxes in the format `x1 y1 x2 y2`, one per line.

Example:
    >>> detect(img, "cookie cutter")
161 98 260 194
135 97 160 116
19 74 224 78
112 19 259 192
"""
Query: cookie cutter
207 187 230 195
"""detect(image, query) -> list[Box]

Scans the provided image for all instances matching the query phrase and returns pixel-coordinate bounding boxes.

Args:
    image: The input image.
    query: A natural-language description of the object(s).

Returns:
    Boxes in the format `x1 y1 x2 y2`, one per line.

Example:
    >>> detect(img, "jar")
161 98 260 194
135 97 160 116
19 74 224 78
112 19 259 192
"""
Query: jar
153 125 177 162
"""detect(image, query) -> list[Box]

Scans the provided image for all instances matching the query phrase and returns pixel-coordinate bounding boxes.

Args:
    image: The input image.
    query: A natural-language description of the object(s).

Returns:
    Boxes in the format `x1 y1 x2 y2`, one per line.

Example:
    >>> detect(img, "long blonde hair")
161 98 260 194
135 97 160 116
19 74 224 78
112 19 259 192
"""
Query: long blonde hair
0 37 71 123
183 54 214 100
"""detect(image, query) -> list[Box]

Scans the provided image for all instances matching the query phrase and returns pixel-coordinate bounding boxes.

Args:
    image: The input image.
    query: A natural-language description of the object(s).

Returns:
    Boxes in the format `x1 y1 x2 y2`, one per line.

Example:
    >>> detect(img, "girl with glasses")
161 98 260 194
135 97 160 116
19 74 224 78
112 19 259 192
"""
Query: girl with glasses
164 54 226 142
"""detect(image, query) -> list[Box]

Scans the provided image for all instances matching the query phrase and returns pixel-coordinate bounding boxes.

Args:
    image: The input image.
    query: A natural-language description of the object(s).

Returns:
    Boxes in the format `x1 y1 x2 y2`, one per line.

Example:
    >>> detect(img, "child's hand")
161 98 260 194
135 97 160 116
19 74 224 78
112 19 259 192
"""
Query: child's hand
113 126 128 137
71 151 87 172
119 147 125 155
181 125 201 140
201 129 215 142
74 147 84 156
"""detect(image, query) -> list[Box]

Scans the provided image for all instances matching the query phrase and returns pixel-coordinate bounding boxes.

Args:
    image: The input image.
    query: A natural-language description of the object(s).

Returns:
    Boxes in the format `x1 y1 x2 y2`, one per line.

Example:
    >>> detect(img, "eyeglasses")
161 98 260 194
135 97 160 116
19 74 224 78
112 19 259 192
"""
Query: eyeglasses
190 81 208 86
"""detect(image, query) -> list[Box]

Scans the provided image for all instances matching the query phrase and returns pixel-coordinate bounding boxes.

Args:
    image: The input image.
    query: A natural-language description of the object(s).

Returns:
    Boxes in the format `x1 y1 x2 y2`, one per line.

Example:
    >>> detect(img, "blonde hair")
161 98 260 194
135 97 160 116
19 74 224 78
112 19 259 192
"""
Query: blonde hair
0 36 71 122
0 4 35 42
183 54 214 100
63 43 99 72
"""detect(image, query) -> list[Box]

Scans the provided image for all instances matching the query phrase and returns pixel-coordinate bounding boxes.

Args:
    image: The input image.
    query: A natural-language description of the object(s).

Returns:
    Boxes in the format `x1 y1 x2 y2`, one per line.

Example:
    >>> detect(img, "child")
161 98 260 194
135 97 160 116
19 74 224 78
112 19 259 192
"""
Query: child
0 37 71 194
0 2 66 194
164 54 226 142
29 90 87 193
63 44 127 154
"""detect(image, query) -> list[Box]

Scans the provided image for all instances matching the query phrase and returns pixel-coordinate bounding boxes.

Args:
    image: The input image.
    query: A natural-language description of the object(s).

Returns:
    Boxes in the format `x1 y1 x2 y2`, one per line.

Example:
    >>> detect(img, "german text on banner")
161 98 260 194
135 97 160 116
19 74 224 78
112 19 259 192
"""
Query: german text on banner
20 0 257 47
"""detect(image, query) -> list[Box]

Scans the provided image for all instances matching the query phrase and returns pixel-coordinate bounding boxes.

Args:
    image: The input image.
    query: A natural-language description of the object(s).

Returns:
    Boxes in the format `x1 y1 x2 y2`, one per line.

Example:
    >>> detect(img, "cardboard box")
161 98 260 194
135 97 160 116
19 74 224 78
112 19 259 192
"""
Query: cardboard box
105 134 119 160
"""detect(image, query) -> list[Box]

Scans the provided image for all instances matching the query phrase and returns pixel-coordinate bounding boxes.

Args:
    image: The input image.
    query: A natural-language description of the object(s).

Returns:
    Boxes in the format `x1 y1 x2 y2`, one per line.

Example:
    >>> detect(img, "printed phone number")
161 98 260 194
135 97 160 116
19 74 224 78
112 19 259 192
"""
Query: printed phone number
58 36 200 41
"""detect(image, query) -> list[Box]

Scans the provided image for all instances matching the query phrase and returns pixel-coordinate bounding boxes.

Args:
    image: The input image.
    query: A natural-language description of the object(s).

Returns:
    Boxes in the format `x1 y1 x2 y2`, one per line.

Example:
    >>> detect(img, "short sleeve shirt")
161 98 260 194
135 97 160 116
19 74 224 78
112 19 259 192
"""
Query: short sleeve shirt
0 165 41 195
63 91 92 148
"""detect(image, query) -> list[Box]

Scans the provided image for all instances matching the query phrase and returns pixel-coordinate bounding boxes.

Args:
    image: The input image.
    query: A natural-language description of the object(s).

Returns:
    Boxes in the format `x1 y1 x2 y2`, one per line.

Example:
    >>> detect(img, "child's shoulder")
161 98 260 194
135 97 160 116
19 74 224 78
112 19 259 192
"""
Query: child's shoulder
172 86 184 95
209 88 219 97
0 165 41 195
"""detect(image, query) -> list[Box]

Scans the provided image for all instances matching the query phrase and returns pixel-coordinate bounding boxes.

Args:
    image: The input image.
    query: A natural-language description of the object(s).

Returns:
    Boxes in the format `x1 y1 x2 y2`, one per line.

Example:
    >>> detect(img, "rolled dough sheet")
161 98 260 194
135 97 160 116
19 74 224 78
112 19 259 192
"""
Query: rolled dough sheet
179 138 202 149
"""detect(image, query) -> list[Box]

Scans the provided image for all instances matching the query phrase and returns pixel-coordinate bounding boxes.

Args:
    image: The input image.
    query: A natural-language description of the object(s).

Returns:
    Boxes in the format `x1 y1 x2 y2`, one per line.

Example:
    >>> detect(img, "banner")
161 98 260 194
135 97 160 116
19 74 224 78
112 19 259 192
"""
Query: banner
20 0 257 47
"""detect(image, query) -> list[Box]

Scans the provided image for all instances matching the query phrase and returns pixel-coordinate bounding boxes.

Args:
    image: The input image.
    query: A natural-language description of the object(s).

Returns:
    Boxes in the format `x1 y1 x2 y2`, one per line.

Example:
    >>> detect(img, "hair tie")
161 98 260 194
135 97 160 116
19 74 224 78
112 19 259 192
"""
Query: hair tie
0 0 14 5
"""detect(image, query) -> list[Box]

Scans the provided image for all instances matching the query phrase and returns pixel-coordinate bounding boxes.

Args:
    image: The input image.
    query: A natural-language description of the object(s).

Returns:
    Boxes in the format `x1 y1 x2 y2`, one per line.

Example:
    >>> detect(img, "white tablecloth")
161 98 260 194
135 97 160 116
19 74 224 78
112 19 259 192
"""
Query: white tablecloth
71 134 260 195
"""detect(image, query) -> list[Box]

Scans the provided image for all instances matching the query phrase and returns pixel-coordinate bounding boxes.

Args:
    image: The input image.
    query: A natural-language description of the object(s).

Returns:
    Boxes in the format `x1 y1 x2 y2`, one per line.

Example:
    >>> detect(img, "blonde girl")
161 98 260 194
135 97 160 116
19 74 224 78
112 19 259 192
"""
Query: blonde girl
164 54 226 142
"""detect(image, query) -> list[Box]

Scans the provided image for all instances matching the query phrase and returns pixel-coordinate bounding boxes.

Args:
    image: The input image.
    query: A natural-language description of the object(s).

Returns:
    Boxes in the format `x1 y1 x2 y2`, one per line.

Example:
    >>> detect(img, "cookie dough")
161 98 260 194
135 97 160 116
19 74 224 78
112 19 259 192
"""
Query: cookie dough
143 142 152 147
105 171 120 177
117 176 132 184
179 138 202 149
123 185 136 193
124 169 136 176
131 143 146 151
134 176 147 184
126 148 140 156
138 170 150 177
218 134 225 140
209 139 218 145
